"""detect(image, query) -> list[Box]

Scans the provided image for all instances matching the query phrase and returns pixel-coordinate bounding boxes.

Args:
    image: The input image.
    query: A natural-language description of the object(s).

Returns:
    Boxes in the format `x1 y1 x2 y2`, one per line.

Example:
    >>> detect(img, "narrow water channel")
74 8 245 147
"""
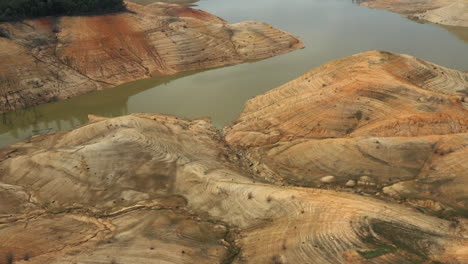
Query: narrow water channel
1 0 467 147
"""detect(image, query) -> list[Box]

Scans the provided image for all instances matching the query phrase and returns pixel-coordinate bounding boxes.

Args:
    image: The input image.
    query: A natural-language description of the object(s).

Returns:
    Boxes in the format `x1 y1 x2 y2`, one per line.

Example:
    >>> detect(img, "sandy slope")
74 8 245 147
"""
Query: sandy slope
225 51 468 216
360 0 468 27
0 52 467 263
0 113 466 263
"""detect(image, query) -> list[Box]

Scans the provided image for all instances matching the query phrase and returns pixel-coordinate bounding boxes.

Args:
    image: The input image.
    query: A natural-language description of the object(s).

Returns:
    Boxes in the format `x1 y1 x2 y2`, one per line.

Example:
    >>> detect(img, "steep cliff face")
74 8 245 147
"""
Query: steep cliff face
1 113 467 264
0 1 303 114
224 51 468 216
360 0 468 27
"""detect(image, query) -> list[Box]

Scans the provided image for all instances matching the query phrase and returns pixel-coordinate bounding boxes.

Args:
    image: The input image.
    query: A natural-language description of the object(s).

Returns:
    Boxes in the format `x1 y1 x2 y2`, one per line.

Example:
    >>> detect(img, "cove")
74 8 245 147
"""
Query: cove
1 0 467 147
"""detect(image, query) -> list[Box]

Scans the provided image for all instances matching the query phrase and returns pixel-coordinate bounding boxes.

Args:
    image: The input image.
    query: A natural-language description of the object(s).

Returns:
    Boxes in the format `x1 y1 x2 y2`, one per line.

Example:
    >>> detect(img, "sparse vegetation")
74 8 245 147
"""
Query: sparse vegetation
0 27 9 38
167 17 180 23
0 0 126 22
272 255 282 264
353 110 363 120
358 242 396 259
357 220 440 262
6 252 13 264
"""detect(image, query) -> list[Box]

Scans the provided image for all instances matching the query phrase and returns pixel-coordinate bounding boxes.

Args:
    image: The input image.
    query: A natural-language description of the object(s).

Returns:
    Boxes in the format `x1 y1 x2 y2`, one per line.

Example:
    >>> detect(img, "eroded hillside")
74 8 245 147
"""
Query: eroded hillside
360 0 468 27
0 1 303 114
0 113 467 264
225 51 468 217
0 52 467 263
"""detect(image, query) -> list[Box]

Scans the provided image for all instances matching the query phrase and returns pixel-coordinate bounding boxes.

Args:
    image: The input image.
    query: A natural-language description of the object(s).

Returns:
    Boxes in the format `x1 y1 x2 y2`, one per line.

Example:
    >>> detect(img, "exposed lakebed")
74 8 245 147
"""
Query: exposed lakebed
1 0 467 147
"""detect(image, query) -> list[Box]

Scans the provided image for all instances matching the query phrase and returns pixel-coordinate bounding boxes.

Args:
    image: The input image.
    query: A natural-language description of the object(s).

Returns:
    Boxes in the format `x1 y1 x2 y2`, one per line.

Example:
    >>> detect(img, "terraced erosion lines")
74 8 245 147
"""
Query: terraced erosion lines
0 1 303 114
0 112 467 264
359 0 468 27
1 52 467 263
225 51 468 145
224 50 468 218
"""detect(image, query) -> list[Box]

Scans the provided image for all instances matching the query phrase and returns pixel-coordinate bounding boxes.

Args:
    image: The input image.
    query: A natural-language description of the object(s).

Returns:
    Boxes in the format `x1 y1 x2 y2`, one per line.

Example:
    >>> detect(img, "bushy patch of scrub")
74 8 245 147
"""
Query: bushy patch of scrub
0 0 126 21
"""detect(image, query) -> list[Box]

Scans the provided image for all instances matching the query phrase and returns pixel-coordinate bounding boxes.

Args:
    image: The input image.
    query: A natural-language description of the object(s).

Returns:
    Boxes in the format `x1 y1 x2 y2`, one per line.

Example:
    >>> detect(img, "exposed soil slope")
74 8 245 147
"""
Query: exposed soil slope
225 51 468 216
0 1 303 114
0 113 467 264
360 0 468 27
225 51 468 145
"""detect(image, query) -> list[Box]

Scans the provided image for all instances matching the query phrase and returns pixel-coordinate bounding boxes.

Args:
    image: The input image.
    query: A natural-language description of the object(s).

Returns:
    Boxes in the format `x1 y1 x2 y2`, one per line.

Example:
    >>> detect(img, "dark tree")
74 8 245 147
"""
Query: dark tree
0 0 127 21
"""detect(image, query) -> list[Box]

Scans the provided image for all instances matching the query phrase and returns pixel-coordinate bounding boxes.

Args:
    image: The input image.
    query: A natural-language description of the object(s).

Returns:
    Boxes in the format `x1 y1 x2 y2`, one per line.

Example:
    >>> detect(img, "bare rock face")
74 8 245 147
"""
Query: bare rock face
359 0 468 27
224 51 468 216
1 113 467 263
0 1 303 114
320 175 336 183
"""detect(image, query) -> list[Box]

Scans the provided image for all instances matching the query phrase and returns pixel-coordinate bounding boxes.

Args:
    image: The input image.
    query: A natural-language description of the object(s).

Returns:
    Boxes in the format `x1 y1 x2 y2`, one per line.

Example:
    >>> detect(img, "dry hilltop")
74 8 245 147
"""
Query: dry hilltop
360 0 468 27
0 51 467 263
0 1 303 114
225 50 468 218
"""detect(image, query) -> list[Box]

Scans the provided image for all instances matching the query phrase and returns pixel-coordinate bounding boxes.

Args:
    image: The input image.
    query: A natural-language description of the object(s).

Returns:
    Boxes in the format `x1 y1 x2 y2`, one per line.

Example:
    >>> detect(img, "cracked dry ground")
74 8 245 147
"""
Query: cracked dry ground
0 51 467 263
0 1 303 114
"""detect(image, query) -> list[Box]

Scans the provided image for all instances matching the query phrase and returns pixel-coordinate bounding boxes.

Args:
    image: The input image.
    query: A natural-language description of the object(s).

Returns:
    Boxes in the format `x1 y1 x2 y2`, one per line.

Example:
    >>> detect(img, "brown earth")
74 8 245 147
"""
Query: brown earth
224 51 468 217
1 51 468 263
0 113 467 264
360 0 468 27
0 1 303 114
225 51 468 145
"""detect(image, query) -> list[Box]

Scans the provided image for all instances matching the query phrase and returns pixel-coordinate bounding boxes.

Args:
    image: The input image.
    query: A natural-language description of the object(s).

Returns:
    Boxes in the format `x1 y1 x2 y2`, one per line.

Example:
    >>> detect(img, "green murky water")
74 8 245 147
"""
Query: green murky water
1 0 467 147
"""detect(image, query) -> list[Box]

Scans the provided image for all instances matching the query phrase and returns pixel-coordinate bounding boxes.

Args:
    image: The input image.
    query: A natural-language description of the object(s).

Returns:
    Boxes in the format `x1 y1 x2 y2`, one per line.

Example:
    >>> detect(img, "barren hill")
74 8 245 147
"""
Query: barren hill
0 1 303 114
0 113 467 263
225 51 468 217
0 52 467 263
360 0 468 27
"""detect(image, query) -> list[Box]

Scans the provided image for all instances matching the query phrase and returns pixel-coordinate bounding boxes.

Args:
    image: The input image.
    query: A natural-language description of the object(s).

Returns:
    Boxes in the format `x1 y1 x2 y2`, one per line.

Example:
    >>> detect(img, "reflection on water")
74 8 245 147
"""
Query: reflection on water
1 0 467 147
0 72 197 146
439 25 468 43
350 0 468 43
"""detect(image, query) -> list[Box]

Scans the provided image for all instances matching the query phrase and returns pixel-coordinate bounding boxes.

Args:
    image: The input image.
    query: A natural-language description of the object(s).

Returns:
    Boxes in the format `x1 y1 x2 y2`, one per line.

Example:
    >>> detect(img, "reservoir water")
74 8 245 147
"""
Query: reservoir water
1 0 467 147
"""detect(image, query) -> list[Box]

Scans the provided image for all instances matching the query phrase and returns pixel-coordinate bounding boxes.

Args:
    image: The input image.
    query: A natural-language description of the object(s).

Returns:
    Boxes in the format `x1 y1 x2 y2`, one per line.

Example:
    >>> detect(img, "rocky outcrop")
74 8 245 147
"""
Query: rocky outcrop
0 1 303 114
359 0 468 27
1 113 467 263
225 51 468 216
